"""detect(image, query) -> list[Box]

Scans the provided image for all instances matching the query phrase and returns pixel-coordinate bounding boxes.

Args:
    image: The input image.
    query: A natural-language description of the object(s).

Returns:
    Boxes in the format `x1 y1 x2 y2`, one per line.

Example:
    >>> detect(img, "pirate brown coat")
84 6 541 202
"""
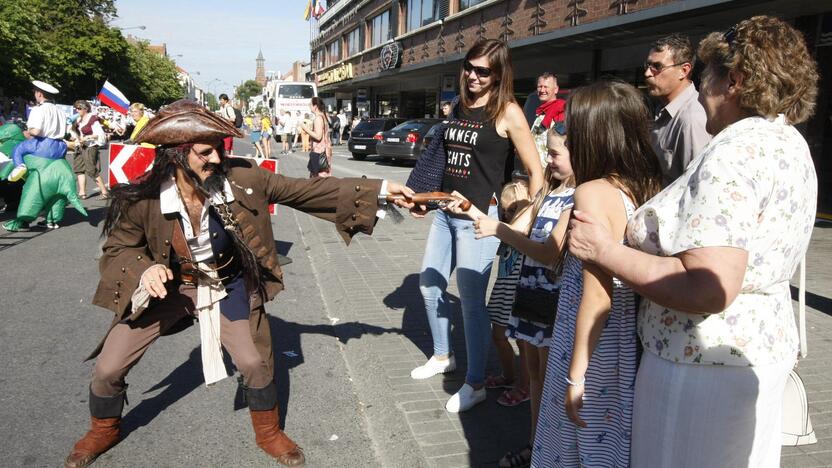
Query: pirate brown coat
87 158 382 361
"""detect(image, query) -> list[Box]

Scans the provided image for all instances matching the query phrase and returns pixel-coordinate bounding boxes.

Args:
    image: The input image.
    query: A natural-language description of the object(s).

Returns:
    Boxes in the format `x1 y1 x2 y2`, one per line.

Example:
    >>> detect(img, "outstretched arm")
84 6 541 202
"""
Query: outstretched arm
567 210 747 314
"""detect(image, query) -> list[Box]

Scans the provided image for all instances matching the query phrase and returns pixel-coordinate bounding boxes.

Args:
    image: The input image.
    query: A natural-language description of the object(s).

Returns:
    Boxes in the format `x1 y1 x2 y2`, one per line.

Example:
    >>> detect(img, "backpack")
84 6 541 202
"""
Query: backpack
233 107 243 128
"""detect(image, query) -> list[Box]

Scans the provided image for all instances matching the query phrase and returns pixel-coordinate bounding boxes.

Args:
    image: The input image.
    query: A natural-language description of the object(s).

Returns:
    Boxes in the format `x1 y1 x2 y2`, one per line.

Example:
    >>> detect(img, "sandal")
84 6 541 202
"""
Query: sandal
497 387 530 407
78 193 88 200
499 444 532 468
485 374 514 389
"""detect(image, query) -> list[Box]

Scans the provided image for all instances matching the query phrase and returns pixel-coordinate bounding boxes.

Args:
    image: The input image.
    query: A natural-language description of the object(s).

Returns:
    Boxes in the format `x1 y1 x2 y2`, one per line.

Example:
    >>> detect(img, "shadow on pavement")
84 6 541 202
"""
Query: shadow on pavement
791 285 832 316
266 315 403 428
121 347 203 438
386 273 532 466
118 314 403 437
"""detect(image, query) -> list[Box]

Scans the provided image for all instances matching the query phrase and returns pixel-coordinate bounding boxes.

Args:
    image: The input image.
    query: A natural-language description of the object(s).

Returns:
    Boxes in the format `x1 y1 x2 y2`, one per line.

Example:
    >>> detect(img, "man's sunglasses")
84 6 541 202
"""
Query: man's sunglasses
644 61 687 74
463 60 492 78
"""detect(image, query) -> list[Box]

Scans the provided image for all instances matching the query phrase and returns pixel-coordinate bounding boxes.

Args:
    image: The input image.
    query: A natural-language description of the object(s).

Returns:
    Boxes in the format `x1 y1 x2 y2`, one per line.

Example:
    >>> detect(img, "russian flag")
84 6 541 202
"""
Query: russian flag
97 80 130 115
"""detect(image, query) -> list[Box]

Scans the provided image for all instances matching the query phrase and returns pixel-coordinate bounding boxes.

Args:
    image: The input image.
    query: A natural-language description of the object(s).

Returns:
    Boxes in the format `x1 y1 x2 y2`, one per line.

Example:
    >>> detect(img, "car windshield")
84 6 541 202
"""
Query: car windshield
278 85 315 99
391 121 430 132
354 120 385 132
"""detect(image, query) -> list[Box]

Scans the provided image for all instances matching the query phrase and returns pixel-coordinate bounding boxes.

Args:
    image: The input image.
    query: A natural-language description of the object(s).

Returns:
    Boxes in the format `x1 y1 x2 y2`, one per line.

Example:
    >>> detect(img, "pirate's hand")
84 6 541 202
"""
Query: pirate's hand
141 264 174 299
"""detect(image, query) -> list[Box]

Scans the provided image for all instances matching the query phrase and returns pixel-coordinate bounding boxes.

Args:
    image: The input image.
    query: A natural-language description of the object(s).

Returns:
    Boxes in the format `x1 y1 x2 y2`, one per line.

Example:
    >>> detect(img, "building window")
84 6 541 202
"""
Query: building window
369 10 390 48
316 49 325 70
346 28 361 57
407 0 438 32
328 40 341 65
459 0 487 11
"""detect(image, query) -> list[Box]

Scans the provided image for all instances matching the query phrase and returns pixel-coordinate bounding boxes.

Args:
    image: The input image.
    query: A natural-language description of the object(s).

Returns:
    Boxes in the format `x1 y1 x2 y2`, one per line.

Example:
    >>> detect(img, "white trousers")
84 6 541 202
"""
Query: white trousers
631 350 794 468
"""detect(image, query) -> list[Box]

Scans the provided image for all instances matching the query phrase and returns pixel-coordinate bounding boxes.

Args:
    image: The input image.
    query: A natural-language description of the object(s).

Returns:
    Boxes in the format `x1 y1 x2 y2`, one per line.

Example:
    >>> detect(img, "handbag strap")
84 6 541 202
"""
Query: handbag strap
798 254 807 358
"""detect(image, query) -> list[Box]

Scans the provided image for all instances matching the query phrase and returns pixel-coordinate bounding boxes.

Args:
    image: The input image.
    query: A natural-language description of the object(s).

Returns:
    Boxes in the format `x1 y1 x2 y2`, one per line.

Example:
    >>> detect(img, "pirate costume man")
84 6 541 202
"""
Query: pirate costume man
64 100 413 467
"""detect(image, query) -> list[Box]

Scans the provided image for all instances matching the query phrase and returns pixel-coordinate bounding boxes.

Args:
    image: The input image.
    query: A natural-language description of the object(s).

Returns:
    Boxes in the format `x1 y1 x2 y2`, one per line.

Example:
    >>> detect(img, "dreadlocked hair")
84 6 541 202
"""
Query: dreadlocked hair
101 144 191 237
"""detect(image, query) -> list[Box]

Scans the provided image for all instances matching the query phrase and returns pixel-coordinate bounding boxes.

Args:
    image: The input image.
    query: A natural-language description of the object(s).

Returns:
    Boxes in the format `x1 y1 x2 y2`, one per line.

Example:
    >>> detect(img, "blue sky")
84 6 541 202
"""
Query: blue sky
113 0 314 97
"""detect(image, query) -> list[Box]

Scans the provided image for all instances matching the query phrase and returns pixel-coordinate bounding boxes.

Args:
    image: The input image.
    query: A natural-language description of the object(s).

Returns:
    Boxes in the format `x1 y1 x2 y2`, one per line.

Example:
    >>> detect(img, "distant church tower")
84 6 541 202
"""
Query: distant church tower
255 49 266 86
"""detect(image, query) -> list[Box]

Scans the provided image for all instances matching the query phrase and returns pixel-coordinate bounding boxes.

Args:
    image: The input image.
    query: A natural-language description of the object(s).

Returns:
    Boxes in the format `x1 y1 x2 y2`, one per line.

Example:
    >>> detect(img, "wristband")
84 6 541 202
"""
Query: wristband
565 376 586 387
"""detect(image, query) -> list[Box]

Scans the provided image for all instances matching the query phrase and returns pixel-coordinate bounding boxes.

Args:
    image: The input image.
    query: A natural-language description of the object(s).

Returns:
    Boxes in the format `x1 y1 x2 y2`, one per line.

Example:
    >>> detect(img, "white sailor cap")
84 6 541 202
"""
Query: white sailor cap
32 80 60 95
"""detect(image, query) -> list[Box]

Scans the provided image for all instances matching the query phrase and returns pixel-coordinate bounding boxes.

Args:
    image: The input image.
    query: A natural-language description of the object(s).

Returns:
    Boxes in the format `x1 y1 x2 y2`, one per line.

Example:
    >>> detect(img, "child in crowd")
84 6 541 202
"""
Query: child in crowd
451 124 575 468
532 81 661 466
260 112 272 158
484 179 531 407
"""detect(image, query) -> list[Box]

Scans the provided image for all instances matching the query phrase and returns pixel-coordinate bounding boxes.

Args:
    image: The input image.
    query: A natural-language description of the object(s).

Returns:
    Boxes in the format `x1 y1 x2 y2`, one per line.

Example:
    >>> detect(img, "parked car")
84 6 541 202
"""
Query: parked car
348 118 406 160
375 119 443 162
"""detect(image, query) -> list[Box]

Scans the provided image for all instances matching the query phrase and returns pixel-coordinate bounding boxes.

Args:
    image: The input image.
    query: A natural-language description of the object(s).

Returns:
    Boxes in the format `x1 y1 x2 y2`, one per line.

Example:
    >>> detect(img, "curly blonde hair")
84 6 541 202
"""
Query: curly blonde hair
697 15 818 124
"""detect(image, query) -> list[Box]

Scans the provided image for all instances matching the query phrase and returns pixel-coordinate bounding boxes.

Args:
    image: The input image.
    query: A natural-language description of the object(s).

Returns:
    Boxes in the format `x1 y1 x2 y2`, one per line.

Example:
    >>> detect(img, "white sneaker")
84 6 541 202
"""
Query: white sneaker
410 356 456 380
445 384 486 413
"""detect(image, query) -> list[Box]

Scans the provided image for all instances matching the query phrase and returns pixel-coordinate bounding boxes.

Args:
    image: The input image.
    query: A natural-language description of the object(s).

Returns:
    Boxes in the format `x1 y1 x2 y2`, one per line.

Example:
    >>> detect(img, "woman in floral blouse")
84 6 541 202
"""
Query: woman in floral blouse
565 16 818 467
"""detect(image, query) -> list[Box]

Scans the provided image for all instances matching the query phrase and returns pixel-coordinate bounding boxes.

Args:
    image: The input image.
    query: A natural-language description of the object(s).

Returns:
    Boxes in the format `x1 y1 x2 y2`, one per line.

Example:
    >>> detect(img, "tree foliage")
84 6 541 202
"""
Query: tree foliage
236 80 263 105
205 92 218 111
0 0 183 108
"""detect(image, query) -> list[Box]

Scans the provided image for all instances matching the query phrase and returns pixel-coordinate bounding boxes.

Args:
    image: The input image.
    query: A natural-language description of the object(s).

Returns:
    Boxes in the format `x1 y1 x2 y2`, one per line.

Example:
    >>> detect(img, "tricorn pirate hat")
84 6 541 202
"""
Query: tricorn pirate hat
134 99 243 145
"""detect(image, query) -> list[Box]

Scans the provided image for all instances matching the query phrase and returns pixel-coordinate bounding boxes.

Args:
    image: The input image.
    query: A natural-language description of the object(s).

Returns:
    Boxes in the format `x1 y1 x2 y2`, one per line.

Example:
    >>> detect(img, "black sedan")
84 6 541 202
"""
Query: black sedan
375 119 443 162
348 118 406 160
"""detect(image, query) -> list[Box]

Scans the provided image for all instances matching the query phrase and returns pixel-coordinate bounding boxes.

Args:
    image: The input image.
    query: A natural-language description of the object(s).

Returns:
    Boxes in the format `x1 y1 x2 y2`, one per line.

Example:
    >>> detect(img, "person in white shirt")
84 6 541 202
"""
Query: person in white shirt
286 111 299 153
26 81 67 140
337 110 348 144
219 94 236 155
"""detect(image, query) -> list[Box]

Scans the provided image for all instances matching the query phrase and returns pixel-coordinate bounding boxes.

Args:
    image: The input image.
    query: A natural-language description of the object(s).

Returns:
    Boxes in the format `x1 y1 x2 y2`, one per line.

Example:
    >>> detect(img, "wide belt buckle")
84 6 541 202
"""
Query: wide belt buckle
180 270 198 287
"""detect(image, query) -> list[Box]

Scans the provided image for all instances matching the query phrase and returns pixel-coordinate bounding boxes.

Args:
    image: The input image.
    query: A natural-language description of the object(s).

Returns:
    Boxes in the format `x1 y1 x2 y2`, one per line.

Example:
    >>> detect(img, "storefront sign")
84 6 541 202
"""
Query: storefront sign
318 63 354 86
380 42 402 70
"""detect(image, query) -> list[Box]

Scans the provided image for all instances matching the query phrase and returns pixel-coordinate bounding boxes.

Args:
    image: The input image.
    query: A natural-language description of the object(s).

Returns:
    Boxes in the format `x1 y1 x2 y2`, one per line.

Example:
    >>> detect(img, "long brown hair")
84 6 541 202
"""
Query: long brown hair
566 80 661 206
459 39 515 122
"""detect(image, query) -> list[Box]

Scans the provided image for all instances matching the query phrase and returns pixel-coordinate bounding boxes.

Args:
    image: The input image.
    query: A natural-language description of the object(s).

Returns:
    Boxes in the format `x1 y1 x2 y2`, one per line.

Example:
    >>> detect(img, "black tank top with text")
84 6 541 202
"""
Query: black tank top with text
441 105 513 212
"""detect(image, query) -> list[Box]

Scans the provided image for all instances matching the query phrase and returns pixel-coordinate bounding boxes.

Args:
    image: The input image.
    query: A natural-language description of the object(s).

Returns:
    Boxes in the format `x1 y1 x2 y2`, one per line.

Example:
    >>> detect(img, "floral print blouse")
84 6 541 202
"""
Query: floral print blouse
628 115 817 366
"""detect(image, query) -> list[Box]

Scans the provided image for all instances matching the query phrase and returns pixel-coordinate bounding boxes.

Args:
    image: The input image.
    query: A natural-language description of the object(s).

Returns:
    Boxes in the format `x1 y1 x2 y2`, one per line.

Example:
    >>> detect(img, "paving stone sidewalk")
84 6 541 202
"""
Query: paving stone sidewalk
280 153 832 467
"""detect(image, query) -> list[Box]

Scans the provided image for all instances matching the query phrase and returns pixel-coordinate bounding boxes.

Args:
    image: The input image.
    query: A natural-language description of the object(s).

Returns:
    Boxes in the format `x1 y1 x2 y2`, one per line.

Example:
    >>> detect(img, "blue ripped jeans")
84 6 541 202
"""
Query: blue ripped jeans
419 206 500 386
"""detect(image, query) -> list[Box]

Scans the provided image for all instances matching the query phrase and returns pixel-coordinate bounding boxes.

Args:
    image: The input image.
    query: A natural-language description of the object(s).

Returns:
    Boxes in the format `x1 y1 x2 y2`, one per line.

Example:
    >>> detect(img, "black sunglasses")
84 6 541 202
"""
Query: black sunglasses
463 60 492 78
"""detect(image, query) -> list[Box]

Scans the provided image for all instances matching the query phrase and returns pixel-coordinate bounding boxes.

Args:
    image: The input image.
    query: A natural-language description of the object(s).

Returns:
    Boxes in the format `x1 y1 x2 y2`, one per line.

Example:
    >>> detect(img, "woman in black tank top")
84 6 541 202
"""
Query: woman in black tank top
410 40 544 415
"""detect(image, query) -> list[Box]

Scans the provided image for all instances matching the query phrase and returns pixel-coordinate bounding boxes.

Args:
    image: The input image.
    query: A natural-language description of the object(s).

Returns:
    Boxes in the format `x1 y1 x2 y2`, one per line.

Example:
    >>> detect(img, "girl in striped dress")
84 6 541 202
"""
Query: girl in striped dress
450 125 575 468
485 180 531 405
531 81 662 467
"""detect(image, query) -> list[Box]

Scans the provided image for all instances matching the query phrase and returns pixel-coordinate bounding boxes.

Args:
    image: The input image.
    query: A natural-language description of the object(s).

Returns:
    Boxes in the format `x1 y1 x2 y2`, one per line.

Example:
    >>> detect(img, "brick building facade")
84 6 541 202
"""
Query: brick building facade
311 0 832 215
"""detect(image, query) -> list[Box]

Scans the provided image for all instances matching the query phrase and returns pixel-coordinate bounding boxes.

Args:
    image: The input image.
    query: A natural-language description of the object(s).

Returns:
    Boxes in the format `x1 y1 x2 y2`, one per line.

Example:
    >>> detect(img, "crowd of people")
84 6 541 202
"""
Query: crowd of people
0 82 155 228
0 13 821 468
413 15 817 468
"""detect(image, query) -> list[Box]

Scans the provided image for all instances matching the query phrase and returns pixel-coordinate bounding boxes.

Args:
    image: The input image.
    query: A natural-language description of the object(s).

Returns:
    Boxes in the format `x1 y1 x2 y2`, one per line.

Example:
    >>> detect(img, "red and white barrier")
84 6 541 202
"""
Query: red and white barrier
108 143 278 214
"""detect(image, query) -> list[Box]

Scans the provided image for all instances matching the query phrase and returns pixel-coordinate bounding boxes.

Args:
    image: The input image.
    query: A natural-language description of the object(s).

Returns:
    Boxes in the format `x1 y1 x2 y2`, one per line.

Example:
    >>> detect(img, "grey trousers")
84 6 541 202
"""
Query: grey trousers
91 285 273 398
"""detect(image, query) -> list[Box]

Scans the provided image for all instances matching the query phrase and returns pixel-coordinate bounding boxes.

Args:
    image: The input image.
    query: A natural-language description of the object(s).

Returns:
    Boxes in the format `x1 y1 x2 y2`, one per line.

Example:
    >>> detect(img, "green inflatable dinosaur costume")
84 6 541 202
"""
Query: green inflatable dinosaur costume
2 142 88 231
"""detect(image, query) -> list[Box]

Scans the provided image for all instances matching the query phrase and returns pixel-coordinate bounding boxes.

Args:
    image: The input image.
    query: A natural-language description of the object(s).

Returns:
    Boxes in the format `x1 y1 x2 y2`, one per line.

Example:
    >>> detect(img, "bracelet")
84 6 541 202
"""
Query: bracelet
565 376 586 387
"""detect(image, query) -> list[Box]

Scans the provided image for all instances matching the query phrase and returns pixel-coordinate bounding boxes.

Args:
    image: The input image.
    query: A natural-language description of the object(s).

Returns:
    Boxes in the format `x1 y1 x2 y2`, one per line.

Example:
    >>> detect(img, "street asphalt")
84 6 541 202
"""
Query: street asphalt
0 137 830 467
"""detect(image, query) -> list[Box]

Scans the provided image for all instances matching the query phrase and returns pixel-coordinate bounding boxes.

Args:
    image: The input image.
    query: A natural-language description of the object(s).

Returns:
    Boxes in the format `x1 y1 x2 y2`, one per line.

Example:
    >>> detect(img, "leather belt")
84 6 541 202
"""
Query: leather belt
171 220 200 286
171 220 232 286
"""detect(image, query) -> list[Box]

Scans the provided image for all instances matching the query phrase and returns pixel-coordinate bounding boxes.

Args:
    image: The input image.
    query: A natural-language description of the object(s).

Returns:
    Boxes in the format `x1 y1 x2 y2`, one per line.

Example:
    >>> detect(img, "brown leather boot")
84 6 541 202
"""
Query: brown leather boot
250 408 305 466
64 416 120 468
